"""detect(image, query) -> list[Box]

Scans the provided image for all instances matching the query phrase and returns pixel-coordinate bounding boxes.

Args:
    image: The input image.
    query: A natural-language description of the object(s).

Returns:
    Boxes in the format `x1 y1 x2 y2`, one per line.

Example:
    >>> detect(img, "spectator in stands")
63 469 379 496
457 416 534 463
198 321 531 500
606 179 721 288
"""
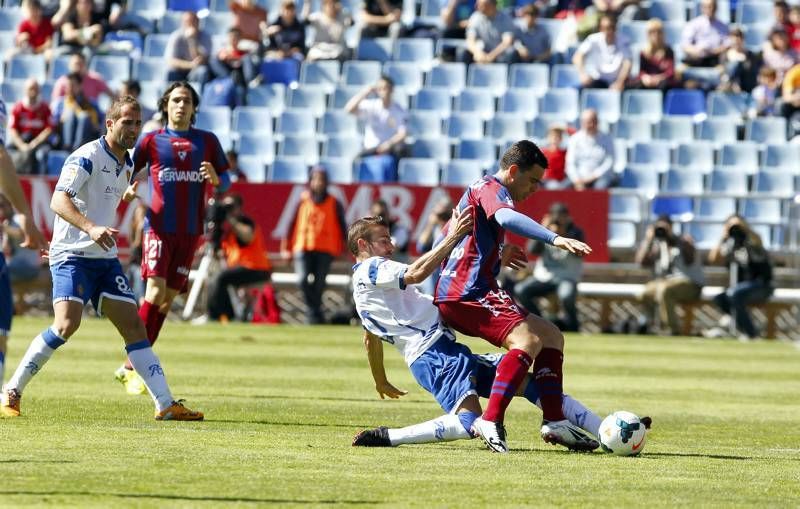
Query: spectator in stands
680 0 729 68
226 150 249 183
706 215 774 340
440 0 474 39
59 0 105 55
93 0 152 34
51 52 115 104
345 76 408 182
206 194 272 322
266 0 307 60
541 125 569 189
230 0 268 50
750 67 780 117
415 196 452 295
465 0 517 64
514 202 584 332
0 194 41 283
634 215 704 336
778 63 800 133
565 109 615 190
629 19 677 90
165 11 212 84
789 6 800 52
572 13 632 90
370 199 410 262
774 1 792 35
211 28 256 92
47 0 74 29
359 0 403 40
592 0 644 22
281 166 347 325
550 0 593 19
7 78 53 175
304 0 352 61
51 72 101 151
762 28 798 83
119 79 154 122
11 0 54 61
514 4 551 64
718 27 760 93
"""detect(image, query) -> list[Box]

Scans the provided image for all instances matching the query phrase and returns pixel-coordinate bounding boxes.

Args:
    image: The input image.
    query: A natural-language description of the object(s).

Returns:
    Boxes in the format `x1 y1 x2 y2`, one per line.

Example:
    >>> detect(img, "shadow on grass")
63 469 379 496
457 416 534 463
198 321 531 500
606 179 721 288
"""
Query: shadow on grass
0 491 377 504
192 393 423 405
206 418 376 429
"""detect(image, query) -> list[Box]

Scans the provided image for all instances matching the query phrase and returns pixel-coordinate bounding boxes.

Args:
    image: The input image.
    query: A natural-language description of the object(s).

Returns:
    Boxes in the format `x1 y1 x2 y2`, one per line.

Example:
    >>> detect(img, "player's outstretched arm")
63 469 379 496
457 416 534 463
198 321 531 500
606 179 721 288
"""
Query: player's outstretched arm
403 205 474 285
51 190 118 251
364 331 408 399
495 208 592 256
0 146 47 250
553 236 592 256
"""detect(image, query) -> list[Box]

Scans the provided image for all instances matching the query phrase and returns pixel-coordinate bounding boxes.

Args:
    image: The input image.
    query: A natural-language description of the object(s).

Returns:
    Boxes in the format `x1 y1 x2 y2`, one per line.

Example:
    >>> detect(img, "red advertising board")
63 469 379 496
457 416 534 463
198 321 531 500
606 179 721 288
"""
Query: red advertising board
19 178 609 262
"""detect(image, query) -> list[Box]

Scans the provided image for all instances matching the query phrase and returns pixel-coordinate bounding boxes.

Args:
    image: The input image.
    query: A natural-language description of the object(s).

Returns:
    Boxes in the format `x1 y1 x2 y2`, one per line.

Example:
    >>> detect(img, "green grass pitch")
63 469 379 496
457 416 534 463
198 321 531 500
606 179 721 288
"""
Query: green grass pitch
2 317 799 507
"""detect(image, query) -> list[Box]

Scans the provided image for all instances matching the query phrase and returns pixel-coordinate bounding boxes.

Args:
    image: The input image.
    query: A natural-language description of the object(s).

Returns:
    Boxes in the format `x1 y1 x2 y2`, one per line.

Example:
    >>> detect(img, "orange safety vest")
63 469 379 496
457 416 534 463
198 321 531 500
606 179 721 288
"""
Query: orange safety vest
290 192 344 256
222 223 272 271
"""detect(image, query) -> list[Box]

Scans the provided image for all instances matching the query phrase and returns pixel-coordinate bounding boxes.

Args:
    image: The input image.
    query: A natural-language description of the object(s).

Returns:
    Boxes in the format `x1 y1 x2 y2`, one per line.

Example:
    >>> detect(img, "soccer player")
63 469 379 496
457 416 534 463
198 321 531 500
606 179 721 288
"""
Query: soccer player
435 140 593 452
114 81 231 394
348 215 606 451
0 96 203 420
0 96 48 385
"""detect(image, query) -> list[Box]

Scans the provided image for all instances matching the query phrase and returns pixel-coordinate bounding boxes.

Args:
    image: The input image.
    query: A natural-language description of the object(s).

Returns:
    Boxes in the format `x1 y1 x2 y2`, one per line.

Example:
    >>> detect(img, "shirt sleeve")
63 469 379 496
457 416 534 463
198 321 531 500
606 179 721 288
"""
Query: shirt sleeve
54 154 93 196
475 179 514 220
363 257 409 290
132 132 150 175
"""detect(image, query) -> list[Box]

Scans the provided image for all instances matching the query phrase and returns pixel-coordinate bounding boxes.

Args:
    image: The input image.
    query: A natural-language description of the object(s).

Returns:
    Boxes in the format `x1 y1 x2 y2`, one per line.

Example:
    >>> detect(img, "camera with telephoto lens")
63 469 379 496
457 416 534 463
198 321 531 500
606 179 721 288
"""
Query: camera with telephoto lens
206 196 235 249
654 225 669 239
728 224 747 245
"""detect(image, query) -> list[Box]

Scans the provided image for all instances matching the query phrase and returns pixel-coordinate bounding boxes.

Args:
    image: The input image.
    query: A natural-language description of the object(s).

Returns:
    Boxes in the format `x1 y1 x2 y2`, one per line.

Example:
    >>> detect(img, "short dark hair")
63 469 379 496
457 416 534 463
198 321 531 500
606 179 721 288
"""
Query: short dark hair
66 72 83 84
347 216 386 256
378 75 394 89
500 140 549 172
158 81 200 125
521 4 538 16
122 79 141 96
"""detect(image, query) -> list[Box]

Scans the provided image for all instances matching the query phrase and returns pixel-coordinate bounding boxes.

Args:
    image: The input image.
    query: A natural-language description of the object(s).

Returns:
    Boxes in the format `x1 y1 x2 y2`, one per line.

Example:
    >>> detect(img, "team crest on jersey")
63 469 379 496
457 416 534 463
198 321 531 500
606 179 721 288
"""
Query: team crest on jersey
178 150 187 161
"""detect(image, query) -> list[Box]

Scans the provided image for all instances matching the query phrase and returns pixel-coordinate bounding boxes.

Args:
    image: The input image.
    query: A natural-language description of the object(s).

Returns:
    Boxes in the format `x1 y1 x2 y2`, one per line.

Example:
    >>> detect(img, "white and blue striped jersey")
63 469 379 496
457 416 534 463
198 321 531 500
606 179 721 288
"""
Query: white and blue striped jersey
50 137 134 264
352 256 456 366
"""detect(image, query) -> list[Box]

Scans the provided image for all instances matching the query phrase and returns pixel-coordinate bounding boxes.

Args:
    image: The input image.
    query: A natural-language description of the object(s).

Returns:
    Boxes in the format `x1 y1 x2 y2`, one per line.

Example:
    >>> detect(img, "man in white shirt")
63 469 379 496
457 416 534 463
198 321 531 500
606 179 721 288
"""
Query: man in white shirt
573 13 632 90
565 109 616 190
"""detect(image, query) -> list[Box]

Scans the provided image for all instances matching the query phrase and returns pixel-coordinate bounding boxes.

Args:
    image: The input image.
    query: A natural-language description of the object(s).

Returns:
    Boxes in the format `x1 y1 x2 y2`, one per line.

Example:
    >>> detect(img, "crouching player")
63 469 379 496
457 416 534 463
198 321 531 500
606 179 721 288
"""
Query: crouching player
0 96 203 421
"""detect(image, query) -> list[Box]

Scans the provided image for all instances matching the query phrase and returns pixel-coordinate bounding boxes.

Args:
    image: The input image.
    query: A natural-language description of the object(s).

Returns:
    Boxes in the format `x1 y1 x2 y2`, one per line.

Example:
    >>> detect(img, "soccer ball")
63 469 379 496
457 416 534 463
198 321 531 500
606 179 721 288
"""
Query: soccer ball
598 411 647 456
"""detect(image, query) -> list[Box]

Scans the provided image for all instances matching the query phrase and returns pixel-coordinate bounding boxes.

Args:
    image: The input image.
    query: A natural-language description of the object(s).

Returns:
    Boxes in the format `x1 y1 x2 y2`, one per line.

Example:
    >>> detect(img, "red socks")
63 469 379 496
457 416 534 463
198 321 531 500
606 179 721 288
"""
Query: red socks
125 301 167 370
483 349 533 423
534 348 566 422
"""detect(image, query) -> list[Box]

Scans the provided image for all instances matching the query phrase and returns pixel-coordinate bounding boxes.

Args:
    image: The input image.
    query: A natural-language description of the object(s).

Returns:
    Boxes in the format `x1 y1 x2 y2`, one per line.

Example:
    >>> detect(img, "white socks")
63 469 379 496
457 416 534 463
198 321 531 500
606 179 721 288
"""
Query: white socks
125 340 173 412
561 394 603 437
5 328 65 393
387 413 472 445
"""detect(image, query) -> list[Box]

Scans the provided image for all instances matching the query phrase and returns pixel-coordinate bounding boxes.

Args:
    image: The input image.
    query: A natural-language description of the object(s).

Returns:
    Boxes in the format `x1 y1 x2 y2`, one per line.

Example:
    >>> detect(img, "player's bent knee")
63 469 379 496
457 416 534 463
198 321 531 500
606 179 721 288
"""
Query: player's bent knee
52 317 80 339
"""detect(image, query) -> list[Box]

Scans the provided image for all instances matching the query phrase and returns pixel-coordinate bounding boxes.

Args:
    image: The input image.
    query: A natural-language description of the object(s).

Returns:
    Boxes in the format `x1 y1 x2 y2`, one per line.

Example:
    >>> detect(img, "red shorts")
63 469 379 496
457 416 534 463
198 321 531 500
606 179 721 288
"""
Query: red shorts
141 230 202 292
437 289 528 347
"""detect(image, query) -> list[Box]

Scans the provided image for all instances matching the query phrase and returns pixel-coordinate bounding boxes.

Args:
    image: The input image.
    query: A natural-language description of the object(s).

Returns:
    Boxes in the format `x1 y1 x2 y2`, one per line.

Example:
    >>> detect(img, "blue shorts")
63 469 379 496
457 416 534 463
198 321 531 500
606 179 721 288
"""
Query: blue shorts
0 253 11 335
51 257 136 315
410 337 479 414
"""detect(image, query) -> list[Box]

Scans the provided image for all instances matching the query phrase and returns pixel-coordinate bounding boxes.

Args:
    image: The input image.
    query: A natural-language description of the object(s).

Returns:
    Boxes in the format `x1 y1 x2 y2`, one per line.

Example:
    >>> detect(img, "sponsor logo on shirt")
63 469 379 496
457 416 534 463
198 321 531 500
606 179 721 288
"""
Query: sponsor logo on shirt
158 167 204 183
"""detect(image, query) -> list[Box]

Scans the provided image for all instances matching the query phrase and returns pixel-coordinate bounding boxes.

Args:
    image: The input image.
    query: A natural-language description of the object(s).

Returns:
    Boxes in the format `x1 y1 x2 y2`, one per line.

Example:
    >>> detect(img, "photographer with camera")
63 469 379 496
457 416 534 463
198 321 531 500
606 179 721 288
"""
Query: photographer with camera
635 215 704 336
705 215 773 340
513 203 584 332
205 193 272 322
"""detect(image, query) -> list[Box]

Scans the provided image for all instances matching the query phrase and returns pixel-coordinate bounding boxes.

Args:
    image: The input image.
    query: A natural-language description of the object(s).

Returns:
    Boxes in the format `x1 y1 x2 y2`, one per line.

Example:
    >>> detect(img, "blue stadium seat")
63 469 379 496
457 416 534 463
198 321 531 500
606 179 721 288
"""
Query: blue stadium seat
0 30 14 55
580 88 621 124
696 118 737 144
90 55 131 82
675 141 714 173
718 142 760 173
744 25 770 51
649 0 686 21
708 169 749 193
686 222 724 250
662 22 683 47
317 157 354 184
143 33 170 57
393 38 434 70
539 88 579 123
487 114 527 143
609 193 643 221
269 157 309 183
0 7 22 30
446 113 484 141
195 106 231 133
508 63 549 97
260 59 300 86
7 54 46 81
356 37 393 61
236 132 275 162
762 144 800 172
467 63 508 96
662 168 705 193
425 62 467 96
621 89 663 123
707 91 749 121
417 0 444 28
413 88 453 115
654 116 695 143
608 221 637 249
328 85 361 110
382 61 423 94
103 30 145 55
651 196 693 219
745 117 787 143
0 79 24 105
236 155 267 183
664 89 706 119
46 54 70 82
613 139 628 174
630 141 672 172
133 57 168 83
200 12 232 35
455 139 496 167
612 117 653 142
695 197 736 220
740 197 783 224
341 60 382 86
156 11 182 33
247 84 286 114
453 88 495 121
618 21 648 46
319 110 358 137
441 159 483 186
411 137 451 164
619 166 659 193
277 110 316 136
46 150 69 176
285 86 328 117
398 158 439 186
407 111 443 139
752 170 797 196
278 135 319 165
527 117 550 140
498 89 539 121
321 136 362 159
300 60 340 92
537 18 564 46
232 106 272 135
691 0 729 23
550 64 581 89
737 1 774 26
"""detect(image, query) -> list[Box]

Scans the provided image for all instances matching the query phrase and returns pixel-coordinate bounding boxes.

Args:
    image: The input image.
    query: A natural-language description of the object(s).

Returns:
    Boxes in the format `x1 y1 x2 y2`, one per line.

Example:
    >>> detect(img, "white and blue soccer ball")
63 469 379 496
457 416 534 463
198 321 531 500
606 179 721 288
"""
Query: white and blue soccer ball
599 411 647 456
